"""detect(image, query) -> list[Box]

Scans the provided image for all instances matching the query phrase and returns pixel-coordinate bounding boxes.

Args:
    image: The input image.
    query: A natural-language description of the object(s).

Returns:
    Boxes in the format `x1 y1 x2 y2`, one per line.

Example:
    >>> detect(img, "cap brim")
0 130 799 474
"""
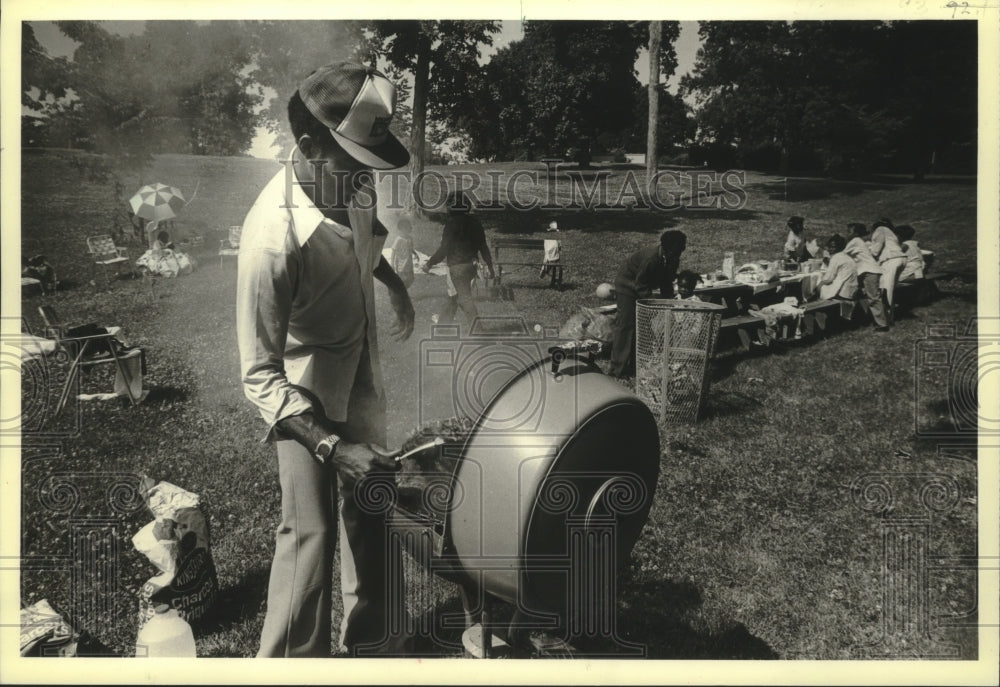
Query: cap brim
331 129 410 170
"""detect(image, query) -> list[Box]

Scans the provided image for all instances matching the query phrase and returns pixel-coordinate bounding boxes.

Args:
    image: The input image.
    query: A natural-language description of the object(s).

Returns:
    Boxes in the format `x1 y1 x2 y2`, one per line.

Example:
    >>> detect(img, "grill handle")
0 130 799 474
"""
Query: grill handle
547 339 603 376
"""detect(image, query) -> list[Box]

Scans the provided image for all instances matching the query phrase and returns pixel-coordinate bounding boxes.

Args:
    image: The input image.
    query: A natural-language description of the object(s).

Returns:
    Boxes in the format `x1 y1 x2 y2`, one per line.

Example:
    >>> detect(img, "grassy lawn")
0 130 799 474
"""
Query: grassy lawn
16 150 979 659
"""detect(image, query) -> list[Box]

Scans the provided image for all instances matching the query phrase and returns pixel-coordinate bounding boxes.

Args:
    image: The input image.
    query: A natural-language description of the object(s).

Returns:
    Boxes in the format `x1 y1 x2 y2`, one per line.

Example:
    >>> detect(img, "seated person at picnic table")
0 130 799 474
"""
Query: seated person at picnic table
675 270 703 301
609 229 687 378
844 223 889 331
895 224 925 282
818 234 858 302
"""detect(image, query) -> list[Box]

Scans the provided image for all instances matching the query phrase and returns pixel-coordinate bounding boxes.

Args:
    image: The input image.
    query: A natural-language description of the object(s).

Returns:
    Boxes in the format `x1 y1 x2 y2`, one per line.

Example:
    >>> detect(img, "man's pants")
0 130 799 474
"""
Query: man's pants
609 286 637 377
257 353 402 657
440 262 479 325
879 257 906 323
859 272 889 328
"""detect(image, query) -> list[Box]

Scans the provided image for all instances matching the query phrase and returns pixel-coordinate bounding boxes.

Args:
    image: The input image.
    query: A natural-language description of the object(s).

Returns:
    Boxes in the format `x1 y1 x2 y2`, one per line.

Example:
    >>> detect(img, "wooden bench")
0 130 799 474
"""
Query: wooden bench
492 238 564 288
719 299 854 351
894 272 949 308
694 282 754 317
719 313 766 352
800 298 853 336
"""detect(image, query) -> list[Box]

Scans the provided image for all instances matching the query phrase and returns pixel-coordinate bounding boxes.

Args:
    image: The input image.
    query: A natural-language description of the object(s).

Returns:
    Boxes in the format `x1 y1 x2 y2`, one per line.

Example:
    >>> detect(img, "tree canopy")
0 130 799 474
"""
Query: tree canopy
243 20 369 155
364 20 501 208
21 19 978 179
447 20 686 163
22 21 262 174
680 20 977 176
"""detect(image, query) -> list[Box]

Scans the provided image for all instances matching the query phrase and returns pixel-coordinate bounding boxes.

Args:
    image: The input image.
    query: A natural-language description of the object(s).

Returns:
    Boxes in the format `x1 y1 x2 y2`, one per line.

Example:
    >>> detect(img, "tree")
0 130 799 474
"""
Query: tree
459 21 676 163
646 21 661 179
644 20 682 175
878 21 977 177
28 21 262 170
22 24 71 111
680 20 977 177
366 20 500 210
245 21 369 155
627 85 695 156
681 21 802 173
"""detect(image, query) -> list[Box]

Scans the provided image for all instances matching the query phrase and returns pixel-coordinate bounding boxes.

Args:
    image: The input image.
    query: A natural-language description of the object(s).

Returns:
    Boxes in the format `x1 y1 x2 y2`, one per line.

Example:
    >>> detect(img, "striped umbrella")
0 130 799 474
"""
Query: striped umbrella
129 183 186 222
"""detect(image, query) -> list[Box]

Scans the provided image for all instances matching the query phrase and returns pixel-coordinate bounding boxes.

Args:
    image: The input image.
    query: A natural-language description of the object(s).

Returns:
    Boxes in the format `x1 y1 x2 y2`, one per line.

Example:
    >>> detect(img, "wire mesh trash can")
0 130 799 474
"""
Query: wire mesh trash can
635 299 725 423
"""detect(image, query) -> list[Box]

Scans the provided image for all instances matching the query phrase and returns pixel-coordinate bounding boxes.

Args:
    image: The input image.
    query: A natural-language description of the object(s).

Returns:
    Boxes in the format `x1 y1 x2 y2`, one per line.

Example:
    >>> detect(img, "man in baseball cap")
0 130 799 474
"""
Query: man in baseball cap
298 62 410 171
237 62 414 657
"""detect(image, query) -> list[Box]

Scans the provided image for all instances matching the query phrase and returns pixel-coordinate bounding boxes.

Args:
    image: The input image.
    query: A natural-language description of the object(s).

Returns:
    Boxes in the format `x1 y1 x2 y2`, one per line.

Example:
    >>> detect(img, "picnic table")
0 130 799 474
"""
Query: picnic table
699 266 835 350
692 252 941 352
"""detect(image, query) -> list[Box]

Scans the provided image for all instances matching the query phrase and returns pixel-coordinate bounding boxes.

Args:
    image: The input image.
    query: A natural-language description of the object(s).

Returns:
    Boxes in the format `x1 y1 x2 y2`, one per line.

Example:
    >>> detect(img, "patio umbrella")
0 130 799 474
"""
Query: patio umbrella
129 183 186 223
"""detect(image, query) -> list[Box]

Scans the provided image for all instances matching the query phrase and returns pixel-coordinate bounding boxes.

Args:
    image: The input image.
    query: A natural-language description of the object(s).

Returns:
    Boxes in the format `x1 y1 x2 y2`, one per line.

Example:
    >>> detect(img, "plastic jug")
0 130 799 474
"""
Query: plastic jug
722 252 735 280
136 605 196 657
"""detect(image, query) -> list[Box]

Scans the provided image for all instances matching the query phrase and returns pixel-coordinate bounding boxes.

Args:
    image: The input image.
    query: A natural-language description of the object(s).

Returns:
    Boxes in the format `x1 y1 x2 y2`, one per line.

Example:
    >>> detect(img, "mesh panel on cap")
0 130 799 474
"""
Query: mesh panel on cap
300 62 368 128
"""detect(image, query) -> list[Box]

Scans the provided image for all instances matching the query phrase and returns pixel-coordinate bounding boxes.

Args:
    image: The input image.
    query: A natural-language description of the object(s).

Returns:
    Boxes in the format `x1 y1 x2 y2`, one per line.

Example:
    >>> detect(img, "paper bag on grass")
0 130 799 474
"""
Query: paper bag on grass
132 477 218 629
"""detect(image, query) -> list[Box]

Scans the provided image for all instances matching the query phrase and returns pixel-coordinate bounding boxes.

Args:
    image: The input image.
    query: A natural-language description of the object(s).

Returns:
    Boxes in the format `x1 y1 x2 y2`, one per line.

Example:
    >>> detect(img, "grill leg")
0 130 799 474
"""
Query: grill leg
481 597 492 659
458 583 477 631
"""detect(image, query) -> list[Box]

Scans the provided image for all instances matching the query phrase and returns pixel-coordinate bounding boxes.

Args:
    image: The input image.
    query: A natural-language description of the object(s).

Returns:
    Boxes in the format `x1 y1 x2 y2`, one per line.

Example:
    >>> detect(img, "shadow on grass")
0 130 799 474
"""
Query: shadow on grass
866 174 977 187
754 177 894 202
700 391 763 421
398 577 777 659
422 202 757 238
480 208 683 235
144 386 191 404
197 567 270 636
578 579 778 659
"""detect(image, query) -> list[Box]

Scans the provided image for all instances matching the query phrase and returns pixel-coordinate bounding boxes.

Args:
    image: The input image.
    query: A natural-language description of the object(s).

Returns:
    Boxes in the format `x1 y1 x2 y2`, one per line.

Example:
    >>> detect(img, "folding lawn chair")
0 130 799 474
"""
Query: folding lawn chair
38 304 124 343
37 306 145 415
219 225 241 266
87 235 131 286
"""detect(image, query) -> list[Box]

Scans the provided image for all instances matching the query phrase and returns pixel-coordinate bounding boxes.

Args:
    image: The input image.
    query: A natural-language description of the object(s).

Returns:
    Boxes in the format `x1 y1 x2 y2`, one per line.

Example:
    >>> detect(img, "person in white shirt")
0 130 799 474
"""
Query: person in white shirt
237 62 415 658
895 224 926 282
844 223 889 330
869 218 906 322
819 234 858 301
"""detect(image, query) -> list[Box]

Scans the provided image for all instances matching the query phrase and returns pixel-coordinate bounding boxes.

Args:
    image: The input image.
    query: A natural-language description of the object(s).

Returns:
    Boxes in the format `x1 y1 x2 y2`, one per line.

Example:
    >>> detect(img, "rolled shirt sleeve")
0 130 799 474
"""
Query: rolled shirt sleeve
236 227 314 441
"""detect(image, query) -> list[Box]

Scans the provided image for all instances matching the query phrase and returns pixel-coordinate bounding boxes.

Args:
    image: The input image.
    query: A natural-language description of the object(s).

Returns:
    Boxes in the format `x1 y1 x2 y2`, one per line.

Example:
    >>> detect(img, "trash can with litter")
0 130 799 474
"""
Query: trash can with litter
635 299 725 423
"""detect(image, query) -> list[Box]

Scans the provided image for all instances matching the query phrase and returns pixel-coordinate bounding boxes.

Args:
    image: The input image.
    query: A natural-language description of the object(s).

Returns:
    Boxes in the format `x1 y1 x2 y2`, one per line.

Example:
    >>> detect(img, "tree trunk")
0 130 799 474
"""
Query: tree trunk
646 21 661 181
778 144 789 177
407 31 431 216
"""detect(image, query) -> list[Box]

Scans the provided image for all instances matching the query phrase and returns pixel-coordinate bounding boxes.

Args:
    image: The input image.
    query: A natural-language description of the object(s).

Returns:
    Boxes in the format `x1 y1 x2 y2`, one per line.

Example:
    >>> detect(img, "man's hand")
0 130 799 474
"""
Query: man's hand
333 441 400 485
388 287 415 341
374 255 415 341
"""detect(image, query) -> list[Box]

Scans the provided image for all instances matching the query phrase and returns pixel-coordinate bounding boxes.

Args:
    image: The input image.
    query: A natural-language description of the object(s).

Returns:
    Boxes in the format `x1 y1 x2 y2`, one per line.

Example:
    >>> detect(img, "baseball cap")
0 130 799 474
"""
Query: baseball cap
298 62 410 170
